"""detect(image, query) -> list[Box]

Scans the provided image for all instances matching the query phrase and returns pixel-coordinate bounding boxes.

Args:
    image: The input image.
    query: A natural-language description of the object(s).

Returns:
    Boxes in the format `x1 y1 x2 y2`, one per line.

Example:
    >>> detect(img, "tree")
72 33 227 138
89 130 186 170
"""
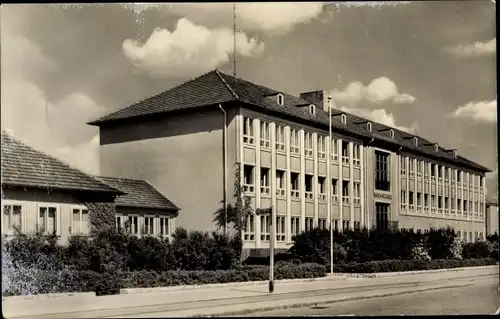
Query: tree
213 162 253 262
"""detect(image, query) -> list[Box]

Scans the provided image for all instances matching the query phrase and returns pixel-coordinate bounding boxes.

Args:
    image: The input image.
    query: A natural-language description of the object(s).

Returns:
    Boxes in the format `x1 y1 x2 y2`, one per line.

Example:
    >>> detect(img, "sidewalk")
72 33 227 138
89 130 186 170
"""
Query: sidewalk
3 266 498 319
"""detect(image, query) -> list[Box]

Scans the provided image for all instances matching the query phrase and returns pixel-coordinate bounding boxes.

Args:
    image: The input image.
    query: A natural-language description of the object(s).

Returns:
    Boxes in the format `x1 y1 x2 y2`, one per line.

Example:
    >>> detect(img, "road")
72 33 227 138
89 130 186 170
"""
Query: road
3 266 498 318
242 276 499 316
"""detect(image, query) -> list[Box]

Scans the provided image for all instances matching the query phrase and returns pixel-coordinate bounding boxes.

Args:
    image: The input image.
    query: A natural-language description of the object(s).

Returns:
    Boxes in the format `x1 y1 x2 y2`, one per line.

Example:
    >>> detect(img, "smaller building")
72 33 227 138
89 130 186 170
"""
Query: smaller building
1 131 179 243
485 197 498 236
97 176 179 239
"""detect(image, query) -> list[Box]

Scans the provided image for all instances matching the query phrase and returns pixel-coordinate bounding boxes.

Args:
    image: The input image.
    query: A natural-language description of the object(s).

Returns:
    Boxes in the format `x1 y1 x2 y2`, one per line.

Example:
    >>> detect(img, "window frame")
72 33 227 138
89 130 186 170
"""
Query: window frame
2 201 26 235
70 205 90 236
243 117 255 145
37 203 61 236
260 121 270 149
275 124 285 153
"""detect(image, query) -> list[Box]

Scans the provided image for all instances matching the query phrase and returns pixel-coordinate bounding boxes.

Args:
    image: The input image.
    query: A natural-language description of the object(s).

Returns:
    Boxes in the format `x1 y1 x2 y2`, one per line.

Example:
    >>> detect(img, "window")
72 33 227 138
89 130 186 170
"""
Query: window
341 141 349 164
367 122 372 132
243 165 255 193
318 176 327 202
375 151 390 191
304 132 313 157
413 137 418 146
409 159 415 177
438 196 443 213
409 191 414 210
276 125 285 152
353 144 361 166
353 182 361 205
424 163 429 178
305 174 314 200
291 217 301 236
434 144 438 152
260 167 270 196
260 215 270 241
331 138 339 162
2 204 22 235
438 166 443 183
430 195 436 212
458 199 462 213
277 93 284 106
400 156 407 175
38 206 58 235
342 220 350 231
243 117 254 145
116 216 122 230
389 129 394 139
340 114 347 124
126 215 139 235
342 180 350 204
375 203 390 231
463 200 468 215
71 207 89 235
159 217 170 237
401 190 407 210
244 215 255 240
431 164 436 177
317 135 326 160
143 216 155 235
444 167 449 183
354 221 361 230
290 129 300 155
333 219 339 231
457 171 462 183
276 170 286 197
318 218 327 230
309 104 316 115
444 197 449 215
260 121 270 149
276 216 286 241
416 160 422 179
305 217 314 232
291 172 300 198
416 193 422 211
332 179 339 202
451 169 456 181
424 194 429 212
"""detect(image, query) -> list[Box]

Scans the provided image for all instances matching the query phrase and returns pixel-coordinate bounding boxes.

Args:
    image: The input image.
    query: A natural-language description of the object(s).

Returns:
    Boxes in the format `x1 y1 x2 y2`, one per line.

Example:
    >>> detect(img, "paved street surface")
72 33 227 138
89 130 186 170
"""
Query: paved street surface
241 277 499 316
3 266 498 318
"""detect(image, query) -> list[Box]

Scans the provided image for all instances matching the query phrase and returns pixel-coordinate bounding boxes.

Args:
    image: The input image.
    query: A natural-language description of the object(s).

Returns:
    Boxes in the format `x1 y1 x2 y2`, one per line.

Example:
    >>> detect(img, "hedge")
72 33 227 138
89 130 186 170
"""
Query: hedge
329 257 497 273
2 263 326 296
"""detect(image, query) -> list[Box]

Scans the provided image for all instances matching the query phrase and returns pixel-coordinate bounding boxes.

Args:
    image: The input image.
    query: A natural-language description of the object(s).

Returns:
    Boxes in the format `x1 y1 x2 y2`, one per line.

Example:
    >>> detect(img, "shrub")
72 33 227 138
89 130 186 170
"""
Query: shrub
486 232 498 244
410 242 431 261
289 228 346 264
462 241 494 259
424 227 458 260
331 258 497 273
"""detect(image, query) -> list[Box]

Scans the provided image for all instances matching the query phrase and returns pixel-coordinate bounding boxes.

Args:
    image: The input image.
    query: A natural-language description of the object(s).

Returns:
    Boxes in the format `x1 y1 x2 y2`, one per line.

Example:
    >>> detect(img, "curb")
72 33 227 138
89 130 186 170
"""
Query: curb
2 291 96 302
190 284 469 317
120 275 346 294
121 265 497 294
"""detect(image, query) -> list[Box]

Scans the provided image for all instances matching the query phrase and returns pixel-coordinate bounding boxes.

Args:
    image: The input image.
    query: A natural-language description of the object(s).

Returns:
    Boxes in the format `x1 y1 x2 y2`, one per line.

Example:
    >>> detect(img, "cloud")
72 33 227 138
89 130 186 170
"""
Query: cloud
444 38 496 57
1 10 104 175
339 106 419 133
133 3 325 35
328 77 416 106
452 99 496 123
122 18 264 78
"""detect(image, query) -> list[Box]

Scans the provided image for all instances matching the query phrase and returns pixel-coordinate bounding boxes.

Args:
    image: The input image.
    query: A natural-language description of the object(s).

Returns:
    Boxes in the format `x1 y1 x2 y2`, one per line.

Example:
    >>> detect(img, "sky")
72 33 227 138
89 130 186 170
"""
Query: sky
1 2 497 197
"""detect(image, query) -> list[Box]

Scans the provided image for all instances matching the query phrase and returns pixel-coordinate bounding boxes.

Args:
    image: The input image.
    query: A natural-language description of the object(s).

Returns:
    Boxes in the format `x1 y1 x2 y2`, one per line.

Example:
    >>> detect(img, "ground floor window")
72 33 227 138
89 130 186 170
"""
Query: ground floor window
38 206 58 235
2 203 23 234
375 202 390 231
72 207 89 235
159 217 170 237
143 216 155 235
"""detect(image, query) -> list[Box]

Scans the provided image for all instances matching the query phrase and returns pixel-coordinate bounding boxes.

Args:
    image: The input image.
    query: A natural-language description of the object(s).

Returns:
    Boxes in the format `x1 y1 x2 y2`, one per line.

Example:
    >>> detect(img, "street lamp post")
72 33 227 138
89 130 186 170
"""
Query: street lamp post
328 96 334 276
256 207 274 293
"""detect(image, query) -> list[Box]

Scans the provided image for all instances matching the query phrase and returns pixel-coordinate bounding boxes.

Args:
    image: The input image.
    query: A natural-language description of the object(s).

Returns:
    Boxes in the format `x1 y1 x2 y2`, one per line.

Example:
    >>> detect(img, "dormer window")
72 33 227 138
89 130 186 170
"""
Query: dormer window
367 122 372 132
413 137 418 146
309 104 316 116
340 114 347 124
452 149 457 157
277 94 284 106
434 144 438 152
389 129 394 139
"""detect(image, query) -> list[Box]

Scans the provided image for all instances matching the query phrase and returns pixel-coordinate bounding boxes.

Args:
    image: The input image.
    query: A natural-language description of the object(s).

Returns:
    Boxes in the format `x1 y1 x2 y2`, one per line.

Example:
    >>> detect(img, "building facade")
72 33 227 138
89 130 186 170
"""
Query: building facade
485 198 499 236
90 70 491 252
1 132 179 244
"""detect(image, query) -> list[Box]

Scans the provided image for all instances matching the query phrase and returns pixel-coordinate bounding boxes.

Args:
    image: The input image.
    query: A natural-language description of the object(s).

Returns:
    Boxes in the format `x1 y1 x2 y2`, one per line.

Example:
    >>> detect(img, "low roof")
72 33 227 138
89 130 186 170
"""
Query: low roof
1 131 123 195
486 197 498 207
88 70 491 173
97 176 180 211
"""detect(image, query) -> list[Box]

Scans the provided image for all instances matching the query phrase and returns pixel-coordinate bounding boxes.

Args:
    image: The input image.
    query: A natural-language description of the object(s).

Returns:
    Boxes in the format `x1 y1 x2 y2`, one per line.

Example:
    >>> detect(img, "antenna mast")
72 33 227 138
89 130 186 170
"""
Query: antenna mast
233 2 236 77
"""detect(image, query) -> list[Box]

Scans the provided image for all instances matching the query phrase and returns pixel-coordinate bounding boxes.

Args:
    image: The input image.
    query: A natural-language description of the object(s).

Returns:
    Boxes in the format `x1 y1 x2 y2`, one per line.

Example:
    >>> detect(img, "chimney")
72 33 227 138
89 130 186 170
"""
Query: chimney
300 90 329 112
445 149 458 158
